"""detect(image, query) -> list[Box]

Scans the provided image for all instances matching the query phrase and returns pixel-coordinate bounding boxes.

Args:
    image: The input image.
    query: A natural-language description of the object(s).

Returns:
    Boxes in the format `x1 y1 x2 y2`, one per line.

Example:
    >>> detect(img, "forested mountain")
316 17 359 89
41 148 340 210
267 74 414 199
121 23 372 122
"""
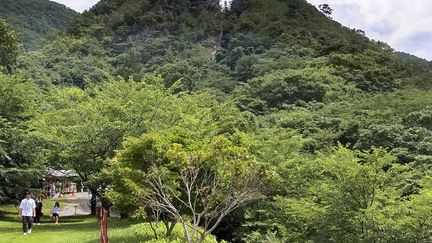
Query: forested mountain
2 0 432 242
21 0 432 90
0 0 77 49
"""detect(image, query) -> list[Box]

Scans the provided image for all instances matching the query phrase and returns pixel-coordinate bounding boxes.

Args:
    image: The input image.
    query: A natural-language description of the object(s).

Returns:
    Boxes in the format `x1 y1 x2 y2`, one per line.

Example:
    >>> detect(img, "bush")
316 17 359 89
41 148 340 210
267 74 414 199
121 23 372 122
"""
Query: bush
132 222 220 243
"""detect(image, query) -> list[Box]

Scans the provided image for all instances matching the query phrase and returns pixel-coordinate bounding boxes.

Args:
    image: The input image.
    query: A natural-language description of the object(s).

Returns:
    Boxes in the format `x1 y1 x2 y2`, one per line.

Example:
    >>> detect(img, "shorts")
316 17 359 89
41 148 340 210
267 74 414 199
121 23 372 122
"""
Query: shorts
52 213 59 217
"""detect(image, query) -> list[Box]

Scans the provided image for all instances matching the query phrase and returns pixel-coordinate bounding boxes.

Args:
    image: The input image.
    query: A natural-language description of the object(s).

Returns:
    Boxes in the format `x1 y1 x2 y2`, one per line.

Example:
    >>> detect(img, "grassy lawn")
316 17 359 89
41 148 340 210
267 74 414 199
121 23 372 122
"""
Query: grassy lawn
0 201 141 243
0 199 221 243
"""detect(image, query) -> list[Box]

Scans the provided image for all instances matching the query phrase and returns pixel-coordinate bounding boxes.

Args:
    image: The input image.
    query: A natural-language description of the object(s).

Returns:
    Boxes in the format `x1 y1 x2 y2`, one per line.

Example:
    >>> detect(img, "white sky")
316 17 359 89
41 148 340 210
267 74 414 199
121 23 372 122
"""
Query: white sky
52 0 431 60
53 0 99 12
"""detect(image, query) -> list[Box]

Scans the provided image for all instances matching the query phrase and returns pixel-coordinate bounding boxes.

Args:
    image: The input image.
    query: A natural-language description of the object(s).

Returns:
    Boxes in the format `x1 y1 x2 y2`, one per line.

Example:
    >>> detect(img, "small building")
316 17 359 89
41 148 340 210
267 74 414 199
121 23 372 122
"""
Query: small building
44 169 83 198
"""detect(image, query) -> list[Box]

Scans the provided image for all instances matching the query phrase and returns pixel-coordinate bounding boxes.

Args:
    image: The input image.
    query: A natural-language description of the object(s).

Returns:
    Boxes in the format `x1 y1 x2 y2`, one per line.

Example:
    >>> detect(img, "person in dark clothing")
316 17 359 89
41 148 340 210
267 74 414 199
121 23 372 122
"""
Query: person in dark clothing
34 197 43 225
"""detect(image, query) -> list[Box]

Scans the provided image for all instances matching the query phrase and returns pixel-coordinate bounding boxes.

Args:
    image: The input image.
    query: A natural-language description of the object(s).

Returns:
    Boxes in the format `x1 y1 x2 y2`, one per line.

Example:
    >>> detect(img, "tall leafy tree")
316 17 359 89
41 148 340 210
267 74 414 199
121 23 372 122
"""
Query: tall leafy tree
107 130 265 243
0 74 42 202
0 20 19 74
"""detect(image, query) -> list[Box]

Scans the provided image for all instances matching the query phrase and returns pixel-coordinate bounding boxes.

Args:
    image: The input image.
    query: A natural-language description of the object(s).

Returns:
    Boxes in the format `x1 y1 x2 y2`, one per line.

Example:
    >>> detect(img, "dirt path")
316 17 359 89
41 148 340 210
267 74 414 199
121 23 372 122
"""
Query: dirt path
59 192 120 217
61 192 91 216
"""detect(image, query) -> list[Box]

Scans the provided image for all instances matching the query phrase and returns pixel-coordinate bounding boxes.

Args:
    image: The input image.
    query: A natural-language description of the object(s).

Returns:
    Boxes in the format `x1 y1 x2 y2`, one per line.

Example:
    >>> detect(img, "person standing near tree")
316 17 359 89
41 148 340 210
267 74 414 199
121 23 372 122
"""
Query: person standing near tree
19 192 36 236
95 196 102 220
34 197 43 225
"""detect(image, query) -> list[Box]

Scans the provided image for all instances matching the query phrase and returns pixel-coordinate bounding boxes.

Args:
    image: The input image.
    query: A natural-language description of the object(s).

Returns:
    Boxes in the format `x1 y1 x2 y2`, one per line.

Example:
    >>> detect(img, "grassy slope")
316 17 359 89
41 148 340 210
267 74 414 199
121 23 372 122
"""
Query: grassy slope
0 200 219 243
0 201 139 243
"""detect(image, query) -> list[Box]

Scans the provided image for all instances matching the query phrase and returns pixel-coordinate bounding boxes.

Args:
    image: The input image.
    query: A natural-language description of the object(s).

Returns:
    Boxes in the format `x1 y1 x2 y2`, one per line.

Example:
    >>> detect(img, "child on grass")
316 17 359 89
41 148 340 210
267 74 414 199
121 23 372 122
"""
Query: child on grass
51 202 60 224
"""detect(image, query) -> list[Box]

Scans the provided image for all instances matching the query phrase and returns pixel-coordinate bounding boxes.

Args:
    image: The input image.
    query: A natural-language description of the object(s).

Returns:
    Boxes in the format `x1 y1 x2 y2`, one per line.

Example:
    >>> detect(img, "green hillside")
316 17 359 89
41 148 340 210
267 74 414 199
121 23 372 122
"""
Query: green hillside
0 0 77 49
2 0 432 242
22 0 431 90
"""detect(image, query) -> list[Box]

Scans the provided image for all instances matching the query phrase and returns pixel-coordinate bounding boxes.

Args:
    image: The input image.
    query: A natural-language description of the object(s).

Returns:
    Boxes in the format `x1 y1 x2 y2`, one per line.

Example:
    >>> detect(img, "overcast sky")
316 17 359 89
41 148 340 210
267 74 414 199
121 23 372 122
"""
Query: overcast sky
53 0 431 60
53 0 98 12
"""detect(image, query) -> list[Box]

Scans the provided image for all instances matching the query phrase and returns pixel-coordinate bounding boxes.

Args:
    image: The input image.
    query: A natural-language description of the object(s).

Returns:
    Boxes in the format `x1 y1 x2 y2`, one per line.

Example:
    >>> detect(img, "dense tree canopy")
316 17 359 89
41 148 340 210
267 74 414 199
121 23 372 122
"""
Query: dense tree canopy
0 73 43 203
0 20 19 74
0 0 77 49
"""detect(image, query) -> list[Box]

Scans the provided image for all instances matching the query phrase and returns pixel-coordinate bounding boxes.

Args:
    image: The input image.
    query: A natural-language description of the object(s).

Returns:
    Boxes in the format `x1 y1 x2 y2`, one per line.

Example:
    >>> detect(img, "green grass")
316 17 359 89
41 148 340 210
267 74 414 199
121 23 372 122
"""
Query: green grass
0 199 221 243
0 200 141 243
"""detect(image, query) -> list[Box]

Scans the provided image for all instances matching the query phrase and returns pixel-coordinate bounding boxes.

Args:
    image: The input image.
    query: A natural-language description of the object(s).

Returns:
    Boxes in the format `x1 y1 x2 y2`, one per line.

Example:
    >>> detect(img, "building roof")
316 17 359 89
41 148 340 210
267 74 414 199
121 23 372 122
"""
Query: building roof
48 169 78 178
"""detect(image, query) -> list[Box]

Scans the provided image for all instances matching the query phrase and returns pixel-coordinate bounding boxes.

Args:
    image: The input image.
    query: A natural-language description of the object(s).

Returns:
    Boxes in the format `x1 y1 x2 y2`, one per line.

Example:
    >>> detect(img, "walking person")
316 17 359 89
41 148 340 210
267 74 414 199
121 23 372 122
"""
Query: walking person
95 196 102 220
34 197 43 225
19 192 36 236
52 202 60 224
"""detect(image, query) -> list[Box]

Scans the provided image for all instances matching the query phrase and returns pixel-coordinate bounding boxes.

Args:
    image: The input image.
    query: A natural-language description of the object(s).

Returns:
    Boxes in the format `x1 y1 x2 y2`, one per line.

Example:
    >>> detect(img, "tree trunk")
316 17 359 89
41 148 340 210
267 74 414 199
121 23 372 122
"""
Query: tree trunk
100 208 109 243
149 221 159 239
181 222 193 243
166 221 176 237
120 212 128 219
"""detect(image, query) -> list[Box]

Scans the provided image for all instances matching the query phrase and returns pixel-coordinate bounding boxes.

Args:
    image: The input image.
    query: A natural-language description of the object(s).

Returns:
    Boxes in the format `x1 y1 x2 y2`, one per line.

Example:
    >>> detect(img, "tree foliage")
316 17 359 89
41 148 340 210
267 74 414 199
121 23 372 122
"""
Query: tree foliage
108 131 264 242
0 0 77 49
0 20 19 74
0 74 43 203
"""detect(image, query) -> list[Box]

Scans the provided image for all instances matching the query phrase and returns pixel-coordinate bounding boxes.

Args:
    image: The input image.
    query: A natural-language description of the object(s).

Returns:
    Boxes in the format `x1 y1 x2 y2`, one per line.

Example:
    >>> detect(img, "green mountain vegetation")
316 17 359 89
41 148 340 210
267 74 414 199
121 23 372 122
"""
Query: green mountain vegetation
2 0 432 242
0 0 77 49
